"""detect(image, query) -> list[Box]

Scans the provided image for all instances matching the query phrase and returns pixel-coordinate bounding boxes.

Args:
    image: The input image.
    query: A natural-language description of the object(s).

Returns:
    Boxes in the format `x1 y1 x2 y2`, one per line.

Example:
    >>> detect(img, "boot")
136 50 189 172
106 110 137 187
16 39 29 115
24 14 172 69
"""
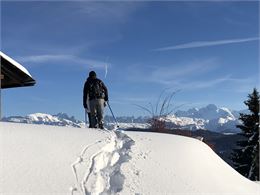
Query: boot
99 123 104 129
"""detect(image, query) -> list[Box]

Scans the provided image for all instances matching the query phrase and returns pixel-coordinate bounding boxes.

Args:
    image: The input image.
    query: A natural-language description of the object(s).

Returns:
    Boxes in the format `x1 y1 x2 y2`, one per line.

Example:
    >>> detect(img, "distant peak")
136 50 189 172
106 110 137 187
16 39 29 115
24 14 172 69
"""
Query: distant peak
55 112 69 117
206 104 218 110
27 113 53 117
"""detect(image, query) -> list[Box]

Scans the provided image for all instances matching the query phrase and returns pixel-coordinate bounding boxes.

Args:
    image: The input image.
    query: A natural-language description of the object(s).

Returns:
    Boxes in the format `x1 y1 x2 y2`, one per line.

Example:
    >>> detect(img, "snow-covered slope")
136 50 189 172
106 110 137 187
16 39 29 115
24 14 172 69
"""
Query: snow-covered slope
121 132 259 195
106 122 149 130
1 122 259 195
0 122 108 194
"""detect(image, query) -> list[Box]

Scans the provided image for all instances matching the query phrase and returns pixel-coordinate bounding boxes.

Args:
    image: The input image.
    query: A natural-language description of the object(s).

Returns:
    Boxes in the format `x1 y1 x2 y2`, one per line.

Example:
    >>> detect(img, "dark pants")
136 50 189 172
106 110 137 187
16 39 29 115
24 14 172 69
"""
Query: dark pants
88 113 92 128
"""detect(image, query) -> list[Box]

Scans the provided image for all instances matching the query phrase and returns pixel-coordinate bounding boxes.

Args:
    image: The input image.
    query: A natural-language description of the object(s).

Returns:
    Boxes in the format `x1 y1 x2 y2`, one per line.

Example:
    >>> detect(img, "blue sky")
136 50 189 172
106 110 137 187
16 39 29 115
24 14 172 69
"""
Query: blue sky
1 1 259 120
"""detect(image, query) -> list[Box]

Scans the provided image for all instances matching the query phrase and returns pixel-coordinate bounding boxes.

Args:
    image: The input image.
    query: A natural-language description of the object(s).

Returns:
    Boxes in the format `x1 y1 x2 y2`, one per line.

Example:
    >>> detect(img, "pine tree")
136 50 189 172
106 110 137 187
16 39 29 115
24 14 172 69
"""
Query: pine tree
231 88 259 180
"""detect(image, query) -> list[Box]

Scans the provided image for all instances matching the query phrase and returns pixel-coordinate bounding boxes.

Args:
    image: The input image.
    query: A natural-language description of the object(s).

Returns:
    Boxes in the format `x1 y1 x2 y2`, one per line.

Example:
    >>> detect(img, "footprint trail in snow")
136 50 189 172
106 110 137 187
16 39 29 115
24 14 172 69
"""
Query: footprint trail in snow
70 129 134 195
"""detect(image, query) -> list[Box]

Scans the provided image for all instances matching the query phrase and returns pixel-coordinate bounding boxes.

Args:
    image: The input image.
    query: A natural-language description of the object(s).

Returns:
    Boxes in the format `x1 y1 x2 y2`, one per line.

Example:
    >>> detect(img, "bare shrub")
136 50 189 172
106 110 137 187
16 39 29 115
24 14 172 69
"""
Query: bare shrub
135 89 183 132
147 117 166 132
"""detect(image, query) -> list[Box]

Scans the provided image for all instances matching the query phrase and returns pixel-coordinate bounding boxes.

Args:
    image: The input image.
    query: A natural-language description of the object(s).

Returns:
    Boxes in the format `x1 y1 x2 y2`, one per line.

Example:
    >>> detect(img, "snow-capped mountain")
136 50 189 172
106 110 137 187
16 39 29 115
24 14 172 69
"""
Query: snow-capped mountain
1 113 148 130
169 104 241 132
175 104 236 120
162 114 240 132
2 113 85 128
1 104 244 133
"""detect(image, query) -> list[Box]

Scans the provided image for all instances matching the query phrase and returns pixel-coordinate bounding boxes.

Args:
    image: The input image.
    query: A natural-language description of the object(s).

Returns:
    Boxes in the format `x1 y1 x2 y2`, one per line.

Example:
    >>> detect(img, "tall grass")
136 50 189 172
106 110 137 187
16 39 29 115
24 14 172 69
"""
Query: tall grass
135 89 184 132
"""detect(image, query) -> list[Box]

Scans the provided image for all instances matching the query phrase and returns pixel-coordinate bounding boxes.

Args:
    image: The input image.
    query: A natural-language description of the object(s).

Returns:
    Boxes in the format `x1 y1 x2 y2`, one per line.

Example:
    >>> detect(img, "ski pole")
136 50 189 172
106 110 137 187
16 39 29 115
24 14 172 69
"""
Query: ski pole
107 101 119 128
85 109 87 127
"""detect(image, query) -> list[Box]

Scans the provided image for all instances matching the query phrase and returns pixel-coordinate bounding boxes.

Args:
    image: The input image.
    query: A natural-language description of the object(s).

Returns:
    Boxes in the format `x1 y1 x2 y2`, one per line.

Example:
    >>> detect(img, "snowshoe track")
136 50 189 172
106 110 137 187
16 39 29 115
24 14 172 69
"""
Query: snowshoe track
71 130 134 195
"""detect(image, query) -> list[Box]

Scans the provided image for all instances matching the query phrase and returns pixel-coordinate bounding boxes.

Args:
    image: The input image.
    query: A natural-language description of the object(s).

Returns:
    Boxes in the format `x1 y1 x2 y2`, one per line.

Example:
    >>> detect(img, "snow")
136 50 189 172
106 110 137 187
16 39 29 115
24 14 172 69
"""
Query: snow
3 105 241 132
0 122 108 194
163 115 206 130
175 104 236 120
3 113 85 128
218 117 235 124
27 113 60 122
220 107 236 119
162 114 240 132
0 51 32 77
174 104 238 132
108 122 149 130
1 122 259 195
121 132 259 195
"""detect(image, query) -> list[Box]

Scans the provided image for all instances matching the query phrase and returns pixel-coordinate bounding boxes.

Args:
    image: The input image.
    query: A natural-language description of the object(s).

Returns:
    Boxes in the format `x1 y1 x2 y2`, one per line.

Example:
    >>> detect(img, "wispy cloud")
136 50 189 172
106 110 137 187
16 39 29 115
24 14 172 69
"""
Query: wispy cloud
17 54 110 69
170 75 257 92
123 57 257 93
153 37 259 51
175 75 232 90
76 2 143 24
150 58 218 81
124 58 219 85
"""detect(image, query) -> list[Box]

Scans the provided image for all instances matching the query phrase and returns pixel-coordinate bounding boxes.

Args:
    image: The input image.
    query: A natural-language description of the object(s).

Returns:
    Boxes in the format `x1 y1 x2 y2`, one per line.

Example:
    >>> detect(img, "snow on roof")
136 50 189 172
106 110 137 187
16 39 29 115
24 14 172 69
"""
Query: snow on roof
0 51 32 77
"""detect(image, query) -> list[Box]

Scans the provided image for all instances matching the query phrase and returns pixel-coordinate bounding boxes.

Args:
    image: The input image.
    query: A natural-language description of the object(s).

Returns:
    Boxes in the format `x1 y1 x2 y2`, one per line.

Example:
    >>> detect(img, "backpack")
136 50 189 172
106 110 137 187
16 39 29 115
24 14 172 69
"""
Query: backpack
89 79 104 99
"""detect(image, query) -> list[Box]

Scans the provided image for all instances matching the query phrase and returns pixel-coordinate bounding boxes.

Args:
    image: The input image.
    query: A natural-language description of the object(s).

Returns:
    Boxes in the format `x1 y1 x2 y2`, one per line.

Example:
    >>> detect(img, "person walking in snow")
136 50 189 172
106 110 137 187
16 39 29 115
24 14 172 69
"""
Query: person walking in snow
83 71 108 129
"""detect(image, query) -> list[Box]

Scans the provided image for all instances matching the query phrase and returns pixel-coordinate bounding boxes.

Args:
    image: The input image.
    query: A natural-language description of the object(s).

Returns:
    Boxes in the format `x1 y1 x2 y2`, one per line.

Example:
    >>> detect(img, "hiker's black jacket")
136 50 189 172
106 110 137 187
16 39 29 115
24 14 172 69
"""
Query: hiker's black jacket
83 77 108 108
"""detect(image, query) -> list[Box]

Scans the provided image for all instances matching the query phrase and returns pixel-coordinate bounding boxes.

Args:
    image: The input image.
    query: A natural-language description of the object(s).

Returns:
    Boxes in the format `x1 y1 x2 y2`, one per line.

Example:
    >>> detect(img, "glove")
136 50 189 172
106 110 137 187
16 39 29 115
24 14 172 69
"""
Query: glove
104 101 107 107
85 108 90 113
84 103 90 112
104 96 108 101
83 104 87 109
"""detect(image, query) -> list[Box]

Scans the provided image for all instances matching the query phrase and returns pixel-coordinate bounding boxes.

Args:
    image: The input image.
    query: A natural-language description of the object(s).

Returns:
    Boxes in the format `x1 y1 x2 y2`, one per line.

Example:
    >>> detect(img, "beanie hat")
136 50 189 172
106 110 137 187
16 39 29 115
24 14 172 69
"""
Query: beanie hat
89 71 96 77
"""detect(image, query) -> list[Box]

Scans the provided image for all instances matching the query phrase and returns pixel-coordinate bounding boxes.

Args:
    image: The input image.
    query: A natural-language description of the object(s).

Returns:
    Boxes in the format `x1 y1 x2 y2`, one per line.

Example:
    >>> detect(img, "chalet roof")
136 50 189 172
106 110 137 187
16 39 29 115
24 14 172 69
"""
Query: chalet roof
1 51 36 89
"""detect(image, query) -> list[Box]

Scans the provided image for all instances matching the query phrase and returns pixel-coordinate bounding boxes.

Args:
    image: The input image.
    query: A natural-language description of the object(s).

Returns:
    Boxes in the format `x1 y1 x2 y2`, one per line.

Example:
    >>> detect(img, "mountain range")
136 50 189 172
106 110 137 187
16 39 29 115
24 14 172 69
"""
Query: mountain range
1 113 85 128
2 104 245 133
166 104 243 133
